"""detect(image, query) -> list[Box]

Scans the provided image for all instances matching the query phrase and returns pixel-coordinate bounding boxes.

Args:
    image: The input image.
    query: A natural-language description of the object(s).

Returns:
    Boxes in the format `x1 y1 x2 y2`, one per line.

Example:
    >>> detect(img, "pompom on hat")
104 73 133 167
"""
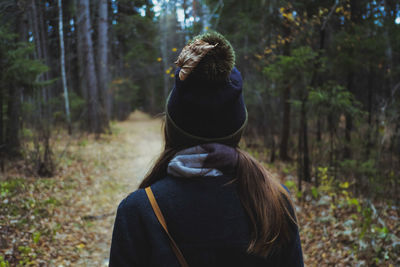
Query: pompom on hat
166 31 247 147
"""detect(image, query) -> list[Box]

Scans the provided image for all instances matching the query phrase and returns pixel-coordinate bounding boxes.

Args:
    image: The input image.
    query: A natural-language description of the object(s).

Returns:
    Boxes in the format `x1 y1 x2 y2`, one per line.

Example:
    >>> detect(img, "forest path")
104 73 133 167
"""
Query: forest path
46 110 398 267
4 111 398 266
75 111 163 266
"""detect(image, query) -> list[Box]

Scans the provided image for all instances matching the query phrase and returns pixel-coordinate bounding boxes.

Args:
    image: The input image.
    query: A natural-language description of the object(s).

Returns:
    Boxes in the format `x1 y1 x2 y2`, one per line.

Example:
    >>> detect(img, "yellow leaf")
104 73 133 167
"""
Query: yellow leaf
280 7 285 14
205 26 209 30
336 7 342 13
340 182 349 188
172 48 177 52
264 48 272 54
112 78 124 85
166 69 171 74
76 243 85 249
286 13 294 21
170 74 175 78
157 57 162 62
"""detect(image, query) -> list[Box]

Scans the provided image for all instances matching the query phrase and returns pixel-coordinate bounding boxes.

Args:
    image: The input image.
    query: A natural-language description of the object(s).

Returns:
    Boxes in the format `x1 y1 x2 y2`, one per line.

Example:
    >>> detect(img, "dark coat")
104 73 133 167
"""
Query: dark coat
109 175 304 267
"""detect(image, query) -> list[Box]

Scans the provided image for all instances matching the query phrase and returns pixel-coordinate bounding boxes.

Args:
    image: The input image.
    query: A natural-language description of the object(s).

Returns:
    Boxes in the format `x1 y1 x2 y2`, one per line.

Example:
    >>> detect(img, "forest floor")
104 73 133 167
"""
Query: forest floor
1 111 399 266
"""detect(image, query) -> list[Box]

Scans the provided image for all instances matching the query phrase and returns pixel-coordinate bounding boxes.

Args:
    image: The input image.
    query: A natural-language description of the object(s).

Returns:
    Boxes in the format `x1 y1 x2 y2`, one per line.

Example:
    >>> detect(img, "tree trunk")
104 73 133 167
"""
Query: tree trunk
306 27 326 185
160 1 170 101
299 96 311 182
37 0 53 120
279 24 292 161
384 0 395 92
97 0 111 120
58 0 72 134
0 81 4 171
75 6 88 101
328 114 334 168
270 137 276 163
344 72 353 159
30 0 49 120
6 87 23 157
297 116 303 192
316 117 322 142
365 67 374 157
344 0 362 159
6 6 27 156
77 0 105 134
30 0 42 61
280 85 291 161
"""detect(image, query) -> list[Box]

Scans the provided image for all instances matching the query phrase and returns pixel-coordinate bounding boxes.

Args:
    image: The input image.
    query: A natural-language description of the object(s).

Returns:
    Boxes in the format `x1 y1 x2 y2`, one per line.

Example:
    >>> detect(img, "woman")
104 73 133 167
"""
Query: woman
109 32 304 267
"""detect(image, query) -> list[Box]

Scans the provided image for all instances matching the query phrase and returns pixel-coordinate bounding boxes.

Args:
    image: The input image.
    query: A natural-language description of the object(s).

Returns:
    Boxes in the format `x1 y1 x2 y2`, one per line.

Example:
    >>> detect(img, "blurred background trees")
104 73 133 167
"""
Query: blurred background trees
0 0 399 201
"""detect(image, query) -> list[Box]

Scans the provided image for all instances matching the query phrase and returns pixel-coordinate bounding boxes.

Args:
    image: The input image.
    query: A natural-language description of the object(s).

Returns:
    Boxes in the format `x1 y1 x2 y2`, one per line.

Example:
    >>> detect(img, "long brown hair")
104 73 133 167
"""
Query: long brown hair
139 121 298 257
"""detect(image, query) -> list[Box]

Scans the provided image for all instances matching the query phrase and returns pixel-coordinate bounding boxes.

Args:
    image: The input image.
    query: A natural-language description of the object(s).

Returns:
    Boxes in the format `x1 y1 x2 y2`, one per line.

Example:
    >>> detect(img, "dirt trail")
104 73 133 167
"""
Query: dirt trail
5 110 399 266
75 111 163 266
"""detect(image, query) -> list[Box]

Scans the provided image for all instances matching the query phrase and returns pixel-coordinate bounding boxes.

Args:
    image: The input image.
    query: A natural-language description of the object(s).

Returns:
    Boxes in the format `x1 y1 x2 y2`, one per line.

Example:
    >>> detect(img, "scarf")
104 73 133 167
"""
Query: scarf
167 143 238 178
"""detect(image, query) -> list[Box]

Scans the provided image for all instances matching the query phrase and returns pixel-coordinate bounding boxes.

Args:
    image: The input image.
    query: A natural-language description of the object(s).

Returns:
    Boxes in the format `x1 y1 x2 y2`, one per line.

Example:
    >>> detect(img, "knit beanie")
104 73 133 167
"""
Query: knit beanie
166 32 247 147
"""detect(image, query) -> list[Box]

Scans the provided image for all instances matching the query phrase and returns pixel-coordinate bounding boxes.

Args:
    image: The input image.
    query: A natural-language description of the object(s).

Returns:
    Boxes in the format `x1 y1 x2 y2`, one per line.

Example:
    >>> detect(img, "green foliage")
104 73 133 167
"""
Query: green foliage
111 78 140 120
339 158 383 195
17 245 36 266
0 24 48 89
263 46 317 86
0 22 50 159
0 178 26 197
282 164 296 175
0 256 10 267
317 166 334 194
112 79 139 106
32 231 41 244
284 180 296 190
119 13 157 65
78 139 88 147
311 186 319 199
347 197 361 212
308 81 362 117
5 44 48 86
111 2 158 113
330 24 386 75
68 92 86 121
297 164 400 264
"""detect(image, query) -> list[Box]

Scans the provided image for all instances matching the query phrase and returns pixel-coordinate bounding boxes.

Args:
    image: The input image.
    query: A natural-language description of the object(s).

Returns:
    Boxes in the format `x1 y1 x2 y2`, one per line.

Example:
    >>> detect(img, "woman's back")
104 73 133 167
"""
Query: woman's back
109 31 304 267
109 175 303 267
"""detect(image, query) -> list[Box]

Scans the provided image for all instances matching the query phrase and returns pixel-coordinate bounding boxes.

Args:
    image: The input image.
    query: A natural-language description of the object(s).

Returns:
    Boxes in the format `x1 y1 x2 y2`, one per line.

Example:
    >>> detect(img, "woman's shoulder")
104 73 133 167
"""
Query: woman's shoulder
117 187 148 215
117 177 174 211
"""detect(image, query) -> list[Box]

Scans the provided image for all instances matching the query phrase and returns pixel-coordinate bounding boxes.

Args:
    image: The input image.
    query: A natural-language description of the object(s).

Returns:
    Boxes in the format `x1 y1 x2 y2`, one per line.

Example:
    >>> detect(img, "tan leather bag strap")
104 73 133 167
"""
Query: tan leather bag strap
145 187 189 267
